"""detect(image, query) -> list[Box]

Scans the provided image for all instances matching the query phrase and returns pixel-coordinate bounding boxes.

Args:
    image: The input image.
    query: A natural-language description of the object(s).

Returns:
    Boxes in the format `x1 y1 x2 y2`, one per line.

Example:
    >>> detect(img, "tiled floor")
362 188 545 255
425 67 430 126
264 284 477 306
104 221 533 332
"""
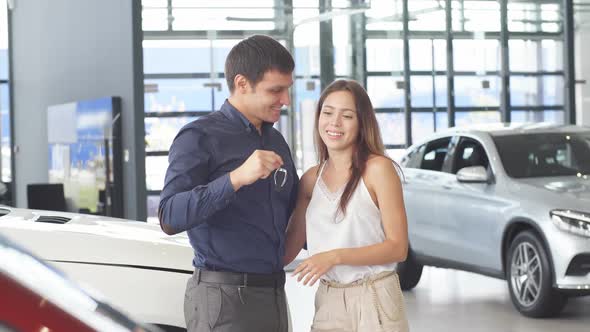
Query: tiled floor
286 266 590 332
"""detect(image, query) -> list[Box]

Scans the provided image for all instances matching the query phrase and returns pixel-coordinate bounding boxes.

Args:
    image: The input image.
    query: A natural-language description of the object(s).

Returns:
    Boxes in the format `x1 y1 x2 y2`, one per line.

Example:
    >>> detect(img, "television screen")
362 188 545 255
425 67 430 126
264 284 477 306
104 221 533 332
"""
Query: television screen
47 97 122 217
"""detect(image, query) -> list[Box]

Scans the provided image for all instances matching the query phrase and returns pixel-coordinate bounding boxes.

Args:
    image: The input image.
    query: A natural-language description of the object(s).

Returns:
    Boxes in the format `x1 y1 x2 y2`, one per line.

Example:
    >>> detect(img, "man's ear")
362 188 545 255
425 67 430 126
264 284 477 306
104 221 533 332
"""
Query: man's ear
234 74 251 94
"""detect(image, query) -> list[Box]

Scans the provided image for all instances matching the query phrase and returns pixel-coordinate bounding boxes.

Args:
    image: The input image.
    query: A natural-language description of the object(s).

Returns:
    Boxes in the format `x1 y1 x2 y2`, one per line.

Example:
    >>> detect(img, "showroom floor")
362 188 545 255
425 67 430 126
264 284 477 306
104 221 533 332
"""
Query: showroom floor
285 266 590 332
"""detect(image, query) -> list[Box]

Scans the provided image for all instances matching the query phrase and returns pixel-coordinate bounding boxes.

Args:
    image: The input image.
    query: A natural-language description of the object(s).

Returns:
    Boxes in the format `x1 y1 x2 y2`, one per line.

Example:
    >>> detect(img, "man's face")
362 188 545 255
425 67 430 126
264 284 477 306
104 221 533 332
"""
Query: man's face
242 70 293 125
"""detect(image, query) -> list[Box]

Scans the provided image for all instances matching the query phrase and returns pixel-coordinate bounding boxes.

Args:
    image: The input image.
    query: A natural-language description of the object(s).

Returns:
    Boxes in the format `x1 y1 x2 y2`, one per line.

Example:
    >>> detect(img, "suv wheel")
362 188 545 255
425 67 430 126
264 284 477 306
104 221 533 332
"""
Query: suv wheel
507 230 567 317
396 248 423 290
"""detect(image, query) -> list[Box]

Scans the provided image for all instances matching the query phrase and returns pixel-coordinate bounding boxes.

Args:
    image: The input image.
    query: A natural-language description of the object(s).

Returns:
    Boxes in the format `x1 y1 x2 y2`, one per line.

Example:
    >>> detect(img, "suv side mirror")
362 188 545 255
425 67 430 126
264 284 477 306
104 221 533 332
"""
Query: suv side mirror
457 166 489 183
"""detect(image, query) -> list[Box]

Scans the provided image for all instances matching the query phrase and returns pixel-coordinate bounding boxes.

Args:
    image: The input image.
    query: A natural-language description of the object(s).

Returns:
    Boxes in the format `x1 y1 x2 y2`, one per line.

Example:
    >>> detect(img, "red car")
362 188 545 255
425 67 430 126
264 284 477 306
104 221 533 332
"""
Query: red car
0 235 160 332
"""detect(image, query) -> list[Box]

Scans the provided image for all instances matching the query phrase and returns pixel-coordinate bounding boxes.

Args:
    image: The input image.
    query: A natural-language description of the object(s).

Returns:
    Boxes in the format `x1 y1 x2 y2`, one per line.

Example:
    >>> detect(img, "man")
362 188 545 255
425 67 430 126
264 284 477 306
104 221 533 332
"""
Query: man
158 35 298 332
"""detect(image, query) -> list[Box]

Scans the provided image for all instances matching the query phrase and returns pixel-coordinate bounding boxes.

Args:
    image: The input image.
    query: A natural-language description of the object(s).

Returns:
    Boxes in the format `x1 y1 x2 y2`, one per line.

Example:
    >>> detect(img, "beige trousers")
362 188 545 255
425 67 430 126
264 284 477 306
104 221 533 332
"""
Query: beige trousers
310 272 409 332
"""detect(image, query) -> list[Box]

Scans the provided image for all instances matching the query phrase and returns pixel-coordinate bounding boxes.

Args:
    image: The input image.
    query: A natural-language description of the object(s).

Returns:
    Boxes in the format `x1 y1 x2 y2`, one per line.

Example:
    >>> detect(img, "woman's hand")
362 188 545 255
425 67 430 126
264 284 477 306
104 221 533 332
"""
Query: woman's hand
292 250 340 286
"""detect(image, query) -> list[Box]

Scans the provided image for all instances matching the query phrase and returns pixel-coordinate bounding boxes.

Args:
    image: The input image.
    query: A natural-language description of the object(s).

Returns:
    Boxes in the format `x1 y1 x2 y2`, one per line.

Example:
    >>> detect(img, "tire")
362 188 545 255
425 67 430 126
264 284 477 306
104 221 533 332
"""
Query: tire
396 248 423 290
506 230 567 317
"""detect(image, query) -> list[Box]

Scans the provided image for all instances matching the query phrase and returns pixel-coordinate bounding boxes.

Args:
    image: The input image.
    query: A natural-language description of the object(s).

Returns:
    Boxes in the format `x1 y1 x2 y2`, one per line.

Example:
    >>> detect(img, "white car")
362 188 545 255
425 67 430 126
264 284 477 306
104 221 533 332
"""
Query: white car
0 206 295 331
397 123 590 317
0 206 193 332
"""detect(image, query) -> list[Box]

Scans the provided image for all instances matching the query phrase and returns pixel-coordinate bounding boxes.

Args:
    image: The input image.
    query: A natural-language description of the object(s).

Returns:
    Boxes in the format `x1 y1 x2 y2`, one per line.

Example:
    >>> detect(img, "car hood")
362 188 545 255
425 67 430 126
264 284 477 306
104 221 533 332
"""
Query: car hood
0 207 194 272
514 176 590 203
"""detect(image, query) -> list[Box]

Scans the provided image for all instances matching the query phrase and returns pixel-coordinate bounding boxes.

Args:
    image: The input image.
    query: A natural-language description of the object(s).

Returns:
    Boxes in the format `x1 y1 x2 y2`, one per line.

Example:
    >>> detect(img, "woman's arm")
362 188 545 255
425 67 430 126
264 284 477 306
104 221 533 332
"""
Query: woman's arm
283 166 318 266
293 156 408 285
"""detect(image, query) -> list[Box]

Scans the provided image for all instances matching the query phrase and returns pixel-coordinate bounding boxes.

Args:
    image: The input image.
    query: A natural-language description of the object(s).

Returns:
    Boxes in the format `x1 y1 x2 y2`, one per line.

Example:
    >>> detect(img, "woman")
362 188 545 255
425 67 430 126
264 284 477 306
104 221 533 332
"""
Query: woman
284 79 409 332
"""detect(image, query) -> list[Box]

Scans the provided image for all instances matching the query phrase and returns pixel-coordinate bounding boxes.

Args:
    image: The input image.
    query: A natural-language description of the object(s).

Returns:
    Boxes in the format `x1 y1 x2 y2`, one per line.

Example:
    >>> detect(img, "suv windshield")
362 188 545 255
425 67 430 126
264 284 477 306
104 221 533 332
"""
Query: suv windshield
492 132 590 178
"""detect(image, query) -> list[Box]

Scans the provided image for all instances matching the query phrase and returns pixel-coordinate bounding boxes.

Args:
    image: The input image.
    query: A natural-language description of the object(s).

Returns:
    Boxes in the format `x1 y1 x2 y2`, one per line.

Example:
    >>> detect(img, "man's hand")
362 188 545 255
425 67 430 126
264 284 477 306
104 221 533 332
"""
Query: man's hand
230 150 284 190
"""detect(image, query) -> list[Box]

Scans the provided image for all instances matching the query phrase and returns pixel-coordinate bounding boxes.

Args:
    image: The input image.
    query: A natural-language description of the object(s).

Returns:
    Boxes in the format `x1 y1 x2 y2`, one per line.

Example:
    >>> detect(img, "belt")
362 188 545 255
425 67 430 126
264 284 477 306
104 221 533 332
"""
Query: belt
195 269 286 288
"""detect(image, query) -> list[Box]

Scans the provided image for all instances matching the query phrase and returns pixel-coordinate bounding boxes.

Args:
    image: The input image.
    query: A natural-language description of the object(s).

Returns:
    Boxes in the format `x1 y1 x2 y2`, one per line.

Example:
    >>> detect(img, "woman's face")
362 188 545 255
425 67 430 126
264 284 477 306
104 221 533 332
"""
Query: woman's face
318 90 359 153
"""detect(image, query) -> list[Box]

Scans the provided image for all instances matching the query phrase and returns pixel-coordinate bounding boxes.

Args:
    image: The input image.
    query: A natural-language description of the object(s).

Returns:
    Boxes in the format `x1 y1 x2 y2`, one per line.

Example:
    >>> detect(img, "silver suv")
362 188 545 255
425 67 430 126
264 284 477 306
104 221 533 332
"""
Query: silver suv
397 123 590 317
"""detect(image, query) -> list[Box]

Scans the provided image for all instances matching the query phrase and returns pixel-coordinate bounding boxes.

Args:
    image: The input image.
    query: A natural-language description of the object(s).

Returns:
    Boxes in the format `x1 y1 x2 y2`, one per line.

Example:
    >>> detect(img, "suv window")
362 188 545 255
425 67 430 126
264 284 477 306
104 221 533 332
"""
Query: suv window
452 137 490 174
492 132 590 178
420 137 451 172
401 144 425 169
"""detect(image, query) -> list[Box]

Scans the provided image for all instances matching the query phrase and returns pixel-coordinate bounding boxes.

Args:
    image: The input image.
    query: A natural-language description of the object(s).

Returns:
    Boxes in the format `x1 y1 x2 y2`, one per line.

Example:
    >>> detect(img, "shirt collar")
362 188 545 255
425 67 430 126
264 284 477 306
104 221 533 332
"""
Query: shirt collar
220 99 273 134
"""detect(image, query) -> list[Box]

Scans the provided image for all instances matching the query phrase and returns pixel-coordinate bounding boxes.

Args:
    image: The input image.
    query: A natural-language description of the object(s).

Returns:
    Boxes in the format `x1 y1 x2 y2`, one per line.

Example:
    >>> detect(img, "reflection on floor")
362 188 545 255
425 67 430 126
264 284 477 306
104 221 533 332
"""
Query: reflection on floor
286 266 590 332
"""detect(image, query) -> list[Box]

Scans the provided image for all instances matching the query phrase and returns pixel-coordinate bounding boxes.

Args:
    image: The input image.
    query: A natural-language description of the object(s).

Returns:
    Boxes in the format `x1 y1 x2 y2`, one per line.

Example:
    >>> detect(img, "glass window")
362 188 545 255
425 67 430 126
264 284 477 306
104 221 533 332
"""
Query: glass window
333 15 351 77
366 39 404 72
294 46 320 77
421 137 452 171
0 0 10 183
294 1 320 77
277 115 290 146
143 39 240 75
402 144 425 168
433 40 447 72
508 1 561 33
463 1 501 32
0 0 7 80
510 76 538 106
1 83 10 182
143 40 212 74
510 40 562 72
541 3 560 32
451 1 464 31
145 116 198 152
453 39 500 72
0 49 6 81
412 112 438 142
454 76 501 107
367 76 405 109
376 113 405 146
146 194 161 224
509 40 539 72
146 155 169 191
455 111 501 127
410 76 447 108
542 75 564 105
144 79 228 112
508 2 538 32
435 111 449 131
408 1 446 31
452 138 489 173
387 149 406 163
409 40 433 71
142 8 168 31
143 0 166 5
511 110 564 124
407 39 446 73
171 0 276 31
434 76 448 107
542 40 563 71
295 78 321 171
510 75 563 107
492 132 590 178
365 0 403 31
411 76 433 108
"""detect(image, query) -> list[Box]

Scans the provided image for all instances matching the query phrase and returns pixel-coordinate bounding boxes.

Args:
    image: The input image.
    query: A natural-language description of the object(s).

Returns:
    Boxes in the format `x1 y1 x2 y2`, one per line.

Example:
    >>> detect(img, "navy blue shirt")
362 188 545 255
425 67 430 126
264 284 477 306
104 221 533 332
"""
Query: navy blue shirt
159 100 299 274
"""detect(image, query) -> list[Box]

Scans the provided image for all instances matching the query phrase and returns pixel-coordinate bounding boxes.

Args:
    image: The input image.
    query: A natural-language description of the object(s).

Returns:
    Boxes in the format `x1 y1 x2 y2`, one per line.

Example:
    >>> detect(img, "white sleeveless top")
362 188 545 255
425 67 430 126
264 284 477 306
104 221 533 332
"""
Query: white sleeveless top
306 163 397 284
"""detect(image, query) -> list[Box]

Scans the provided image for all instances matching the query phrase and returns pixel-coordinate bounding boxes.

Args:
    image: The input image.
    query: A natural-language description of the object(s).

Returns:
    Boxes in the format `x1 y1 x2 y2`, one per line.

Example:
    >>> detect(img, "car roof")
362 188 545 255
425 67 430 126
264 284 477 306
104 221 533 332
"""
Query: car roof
407 123 590 149
443 123 590 136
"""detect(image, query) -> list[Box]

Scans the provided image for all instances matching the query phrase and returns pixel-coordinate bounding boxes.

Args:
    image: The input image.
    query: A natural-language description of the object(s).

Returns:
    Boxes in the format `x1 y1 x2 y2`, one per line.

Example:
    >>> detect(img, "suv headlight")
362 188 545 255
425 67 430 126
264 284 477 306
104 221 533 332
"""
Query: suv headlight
550 209 590 237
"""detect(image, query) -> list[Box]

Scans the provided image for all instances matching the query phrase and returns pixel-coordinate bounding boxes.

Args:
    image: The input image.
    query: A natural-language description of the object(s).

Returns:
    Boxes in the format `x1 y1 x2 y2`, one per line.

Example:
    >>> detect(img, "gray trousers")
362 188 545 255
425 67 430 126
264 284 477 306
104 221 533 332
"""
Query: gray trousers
184 271 289 332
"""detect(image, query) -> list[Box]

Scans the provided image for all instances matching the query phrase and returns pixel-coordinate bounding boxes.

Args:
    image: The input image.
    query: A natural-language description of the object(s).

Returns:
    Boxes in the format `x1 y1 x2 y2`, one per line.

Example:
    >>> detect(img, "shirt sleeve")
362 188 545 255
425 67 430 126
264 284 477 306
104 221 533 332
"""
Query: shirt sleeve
158 126 236 233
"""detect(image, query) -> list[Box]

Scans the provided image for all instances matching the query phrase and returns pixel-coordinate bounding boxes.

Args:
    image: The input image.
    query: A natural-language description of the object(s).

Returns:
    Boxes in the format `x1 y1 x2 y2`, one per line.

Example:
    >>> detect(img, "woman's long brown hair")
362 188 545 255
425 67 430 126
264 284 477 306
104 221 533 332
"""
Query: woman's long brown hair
314 79 400 216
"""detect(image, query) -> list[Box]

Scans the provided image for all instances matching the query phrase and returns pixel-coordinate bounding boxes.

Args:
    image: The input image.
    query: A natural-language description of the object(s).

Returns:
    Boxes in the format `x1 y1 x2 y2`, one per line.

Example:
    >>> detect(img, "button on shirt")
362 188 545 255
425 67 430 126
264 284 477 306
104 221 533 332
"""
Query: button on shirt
159 100 298 274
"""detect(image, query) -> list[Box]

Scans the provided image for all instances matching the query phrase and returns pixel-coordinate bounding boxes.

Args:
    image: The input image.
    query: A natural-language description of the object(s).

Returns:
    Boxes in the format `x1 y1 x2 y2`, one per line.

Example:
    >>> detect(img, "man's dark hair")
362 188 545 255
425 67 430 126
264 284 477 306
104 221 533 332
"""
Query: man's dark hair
225 35 294 93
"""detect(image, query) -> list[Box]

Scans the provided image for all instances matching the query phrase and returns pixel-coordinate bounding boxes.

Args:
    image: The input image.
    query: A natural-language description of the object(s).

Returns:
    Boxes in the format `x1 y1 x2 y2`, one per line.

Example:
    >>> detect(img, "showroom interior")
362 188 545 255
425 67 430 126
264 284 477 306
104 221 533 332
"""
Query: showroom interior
0 0 589 331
